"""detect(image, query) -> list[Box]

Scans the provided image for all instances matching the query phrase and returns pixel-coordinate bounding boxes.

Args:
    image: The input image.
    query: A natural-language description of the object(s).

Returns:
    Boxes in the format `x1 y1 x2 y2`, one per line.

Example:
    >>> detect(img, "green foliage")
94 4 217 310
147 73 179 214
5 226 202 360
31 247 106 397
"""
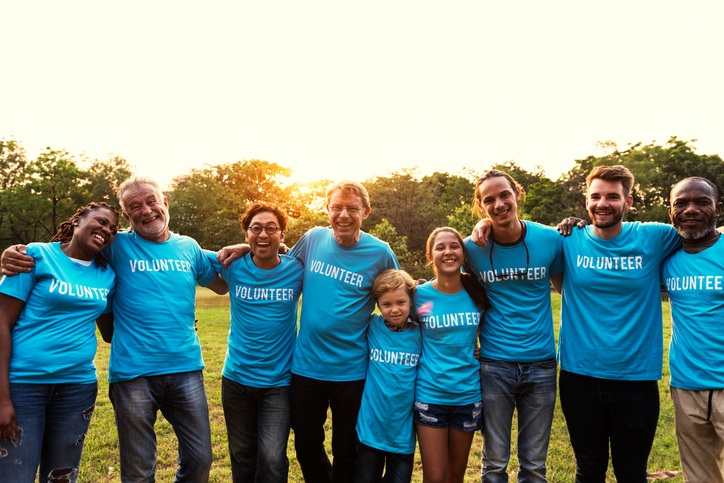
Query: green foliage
558 137 724 224
168 159 308 250
0 140 134 245
84 156 134 209
285 208 328 247
3 136 723 263
364 169 474 257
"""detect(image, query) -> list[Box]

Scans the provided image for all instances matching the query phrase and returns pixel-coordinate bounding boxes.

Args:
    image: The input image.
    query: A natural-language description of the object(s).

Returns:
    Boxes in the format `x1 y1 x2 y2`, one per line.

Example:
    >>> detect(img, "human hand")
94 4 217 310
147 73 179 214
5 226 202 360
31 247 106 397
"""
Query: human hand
556 217 587 236
217 244 251 268
1 244 33 276
471 219 492 247
0 398 18 440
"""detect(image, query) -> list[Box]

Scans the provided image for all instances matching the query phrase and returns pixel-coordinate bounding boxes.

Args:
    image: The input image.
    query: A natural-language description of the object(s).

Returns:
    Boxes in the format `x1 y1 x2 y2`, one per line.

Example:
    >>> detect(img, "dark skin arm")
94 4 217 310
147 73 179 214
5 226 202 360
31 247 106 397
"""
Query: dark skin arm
555 217 587 235
1 245 34 276
0 294 24 439
206 274 229 295
96 312 114 344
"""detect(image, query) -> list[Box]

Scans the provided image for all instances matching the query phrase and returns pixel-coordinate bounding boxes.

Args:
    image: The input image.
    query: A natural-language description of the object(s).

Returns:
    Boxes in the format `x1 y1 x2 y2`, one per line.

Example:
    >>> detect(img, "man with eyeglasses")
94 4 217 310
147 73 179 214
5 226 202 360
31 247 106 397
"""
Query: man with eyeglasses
467 169 563 483
219 180 399 483
662 177 724 483
207 203 304 482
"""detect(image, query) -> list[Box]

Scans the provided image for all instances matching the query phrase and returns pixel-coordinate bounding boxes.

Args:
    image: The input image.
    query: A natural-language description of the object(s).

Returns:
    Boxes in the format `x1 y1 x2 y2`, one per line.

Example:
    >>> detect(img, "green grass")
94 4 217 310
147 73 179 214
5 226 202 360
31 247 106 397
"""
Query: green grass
79 289 682 482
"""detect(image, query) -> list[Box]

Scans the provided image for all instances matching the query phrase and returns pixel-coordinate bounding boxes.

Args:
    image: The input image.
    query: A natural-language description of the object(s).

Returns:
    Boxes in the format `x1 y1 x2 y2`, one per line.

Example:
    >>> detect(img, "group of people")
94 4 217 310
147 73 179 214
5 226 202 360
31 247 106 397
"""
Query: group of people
0 165 721 483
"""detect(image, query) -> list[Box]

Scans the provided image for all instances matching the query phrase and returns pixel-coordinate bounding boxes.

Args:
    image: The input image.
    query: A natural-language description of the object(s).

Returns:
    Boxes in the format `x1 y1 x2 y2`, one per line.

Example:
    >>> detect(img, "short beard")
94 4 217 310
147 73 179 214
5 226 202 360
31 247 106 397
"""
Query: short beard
675 225 716 240
591 211 624 229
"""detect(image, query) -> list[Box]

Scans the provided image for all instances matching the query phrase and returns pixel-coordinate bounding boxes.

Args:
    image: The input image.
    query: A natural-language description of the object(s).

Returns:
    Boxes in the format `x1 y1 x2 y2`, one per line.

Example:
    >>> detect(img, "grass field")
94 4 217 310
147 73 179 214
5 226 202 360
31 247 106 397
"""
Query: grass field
78 288 683 482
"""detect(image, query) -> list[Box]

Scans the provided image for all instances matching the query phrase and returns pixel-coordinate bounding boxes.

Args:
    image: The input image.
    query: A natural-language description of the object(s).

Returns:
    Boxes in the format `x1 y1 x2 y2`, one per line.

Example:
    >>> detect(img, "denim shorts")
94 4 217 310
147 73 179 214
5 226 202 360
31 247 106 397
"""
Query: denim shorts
413 401 483 432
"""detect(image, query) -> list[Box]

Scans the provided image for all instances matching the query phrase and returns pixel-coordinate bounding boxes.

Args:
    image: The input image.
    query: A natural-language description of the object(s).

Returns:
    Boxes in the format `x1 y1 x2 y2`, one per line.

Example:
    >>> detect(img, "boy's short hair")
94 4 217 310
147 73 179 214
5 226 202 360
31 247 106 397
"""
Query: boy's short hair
371 269 416 302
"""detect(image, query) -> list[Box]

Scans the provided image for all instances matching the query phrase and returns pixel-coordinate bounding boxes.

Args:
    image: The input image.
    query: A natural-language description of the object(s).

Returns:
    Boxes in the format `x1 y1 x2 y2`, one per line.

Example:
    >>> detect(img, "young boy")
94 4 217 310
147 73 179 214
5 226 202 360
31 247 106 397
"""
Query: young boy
355 269 422 483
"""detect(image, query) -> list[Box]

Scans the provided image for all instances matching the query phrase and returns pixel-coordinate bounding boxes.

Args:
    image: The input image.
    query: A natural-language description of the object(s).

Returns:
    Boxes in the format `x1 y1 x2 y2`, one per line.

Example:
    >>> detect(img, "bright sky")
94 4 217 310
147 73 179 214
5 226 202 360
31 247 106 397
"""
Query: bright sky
2 1 723 189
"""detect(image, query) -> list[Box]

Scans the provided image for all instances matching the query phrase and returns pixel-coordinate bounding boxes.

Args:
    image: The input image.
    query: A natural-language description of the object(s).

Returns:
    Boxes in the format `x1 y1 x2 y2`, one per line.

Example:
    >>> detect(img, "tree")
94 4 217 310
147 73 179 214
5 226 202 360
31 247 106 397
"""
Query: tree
3 148 86 243
169 159 308 250
365 169 475 262
559 138 724 224
85 155 135 206
0 139 30 245
285 208 328 247
368 218 415 272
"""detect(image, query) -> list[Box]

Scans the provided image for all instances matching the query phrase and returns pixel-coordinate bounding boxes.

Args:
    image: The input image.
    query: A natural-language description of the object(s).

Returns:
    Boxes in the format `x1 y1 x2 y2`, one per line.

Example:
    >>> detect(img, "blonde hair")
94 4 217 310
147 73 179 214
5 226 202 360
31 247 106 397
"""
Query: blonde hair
371 269 416 302
326 180 370 209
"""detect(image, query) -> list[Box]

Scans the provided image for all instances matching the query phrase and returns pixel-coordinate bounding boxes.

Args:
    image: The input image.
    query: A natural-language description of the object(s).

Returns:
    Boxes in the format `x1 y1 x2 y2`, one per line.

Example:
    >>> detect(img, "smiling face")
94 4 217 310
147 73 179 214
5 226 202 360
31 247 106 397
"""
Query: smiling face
669 178 721 240
247 210 284 268
121 183 170 242
71 207 119 259
377 287 412 328
326 188 371 246
586 178 632 236
427 228 465 276
477 175 521 228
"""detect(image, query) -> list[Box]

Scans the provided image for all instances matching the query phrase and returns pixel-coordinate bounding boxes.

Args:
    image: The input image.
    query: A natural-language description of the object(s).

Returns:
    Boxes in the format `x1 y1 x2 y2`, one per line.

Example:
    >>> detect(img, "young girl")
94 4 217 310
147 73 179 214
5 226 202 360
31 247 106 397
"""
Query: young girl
0 202 118 482
414 227 489 483
355 269 422 483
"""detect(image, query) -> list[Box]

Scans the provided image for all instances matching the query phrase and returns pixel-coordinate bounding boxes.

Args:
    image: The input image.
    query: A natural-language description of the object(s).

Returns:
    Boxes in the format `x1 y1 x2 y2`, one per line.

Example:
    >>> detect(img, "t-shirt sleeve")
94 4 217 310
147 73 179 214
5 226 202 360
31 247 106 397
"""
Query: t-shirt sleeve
0 244 39 302
194 245 219 287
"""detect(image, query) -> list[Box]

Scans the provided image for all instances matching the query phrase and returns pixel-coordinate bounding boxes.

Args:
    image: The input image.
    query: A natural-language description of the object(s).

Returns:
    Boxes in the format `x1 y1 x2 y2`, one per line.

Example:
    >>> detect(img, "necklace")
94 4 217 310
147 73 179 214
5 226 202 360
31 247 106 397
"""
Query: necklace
488 220 529 281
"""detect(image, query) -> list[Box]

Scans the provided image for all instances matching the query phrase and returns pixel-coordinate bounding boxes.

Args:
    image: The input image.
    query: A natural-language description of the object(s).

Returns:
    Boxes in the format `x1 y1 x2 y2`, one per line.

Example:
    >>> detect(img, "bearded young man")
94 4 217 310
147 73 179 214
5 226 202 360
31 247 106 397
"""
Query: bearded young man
556 165 681 483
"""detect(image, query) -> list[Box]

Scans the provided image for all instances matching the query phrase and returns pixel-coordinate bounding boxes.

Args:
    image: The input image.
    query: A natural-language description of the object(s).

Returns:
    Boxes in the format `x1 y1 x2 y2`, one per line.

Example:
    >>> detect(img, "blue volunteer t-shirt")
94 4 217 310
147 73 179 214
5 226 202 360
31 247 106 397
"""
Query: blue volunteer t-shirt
356 314 422 454
0 242 115 384
414 282 482 405
208 252 304 388
663 236 724 390
559 222 680 380
103 231 217 383
465 221 563 362
288 227 399 381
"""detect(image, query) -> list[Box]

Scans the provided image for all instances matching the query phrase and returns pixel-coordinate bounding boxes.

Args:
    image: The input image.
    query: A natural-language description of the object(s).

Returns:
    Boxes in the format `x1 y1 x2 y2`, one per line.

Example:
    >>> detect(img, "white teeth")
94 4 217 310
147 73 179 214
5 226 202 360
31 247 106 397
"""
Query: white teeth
92 234 105 243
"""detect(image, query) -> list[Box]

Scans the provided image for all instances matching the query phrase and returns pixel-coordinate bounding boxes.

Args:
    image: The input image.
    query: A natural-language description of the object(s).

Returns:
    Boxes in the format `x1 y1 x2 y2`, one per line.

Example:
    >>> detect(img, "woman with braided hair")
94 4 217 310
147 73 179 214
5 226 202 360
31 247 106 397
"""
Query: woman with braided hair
0 202 118 483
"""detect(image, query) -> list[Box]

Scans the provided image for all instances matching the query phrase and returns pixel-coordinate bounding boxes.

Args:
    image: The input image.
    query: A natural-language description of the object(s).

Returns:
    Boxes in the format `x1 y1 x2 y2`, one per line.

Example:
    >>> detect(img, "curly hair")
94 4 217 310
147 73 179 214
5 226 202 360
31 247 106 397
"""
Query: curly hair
51 202 119 268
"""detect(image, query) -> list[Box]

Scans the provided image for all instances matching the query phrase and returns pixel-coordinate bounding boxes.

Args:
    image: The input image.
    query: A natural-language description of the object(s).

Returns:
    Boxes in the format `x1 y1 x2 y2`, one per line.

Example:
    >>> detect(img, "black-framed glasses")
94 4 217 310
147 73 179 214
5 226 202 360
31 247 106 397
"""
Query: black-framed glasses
249 225 281 235
329 205 362 215
489 222 530 281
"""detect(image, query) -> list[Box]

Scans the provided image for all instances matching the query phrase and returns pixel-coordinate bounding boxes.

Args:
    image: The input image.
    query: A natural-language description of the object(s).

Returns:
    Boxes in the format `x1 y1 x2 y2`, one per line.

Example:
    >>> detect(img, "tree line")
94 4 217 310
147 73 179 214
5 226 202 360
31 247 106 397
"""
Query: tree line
2 136 723 279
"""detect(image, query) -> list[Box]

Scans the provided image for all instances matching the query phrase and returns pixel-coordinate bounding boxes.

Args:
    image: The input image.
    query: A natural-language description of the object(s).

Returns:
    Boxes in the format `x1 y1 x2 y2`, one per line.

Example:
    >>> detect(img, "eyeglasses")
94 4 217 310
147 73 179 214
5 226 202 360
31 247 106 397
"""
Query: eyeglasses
489 221 530 281
249 225 281 235
329 205 363 215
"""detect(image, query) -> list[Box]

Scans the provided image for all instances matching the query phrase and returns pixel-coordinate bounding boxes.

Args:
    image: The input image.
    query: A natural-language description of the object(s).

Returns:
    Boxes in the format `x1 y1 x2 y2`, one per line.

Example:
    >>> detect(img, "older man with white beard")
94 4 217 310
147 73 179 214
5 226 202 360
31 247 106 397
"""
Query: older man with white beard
1 176 228 483
662 176 724 483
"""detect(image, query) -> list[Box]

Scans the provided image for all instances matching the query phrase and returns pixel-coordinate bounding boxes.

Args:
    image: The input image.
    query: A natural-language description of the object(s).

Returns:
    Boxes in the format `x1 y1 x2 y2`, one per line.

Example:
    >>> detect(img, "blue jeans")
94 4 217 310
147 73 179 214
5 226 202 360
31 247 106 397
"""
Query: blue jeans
0 382 97 483
221 377 290 483
108 371 212 483
290 374 365 483
559 370 659 483
479 358 556 483
355 442 414 483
